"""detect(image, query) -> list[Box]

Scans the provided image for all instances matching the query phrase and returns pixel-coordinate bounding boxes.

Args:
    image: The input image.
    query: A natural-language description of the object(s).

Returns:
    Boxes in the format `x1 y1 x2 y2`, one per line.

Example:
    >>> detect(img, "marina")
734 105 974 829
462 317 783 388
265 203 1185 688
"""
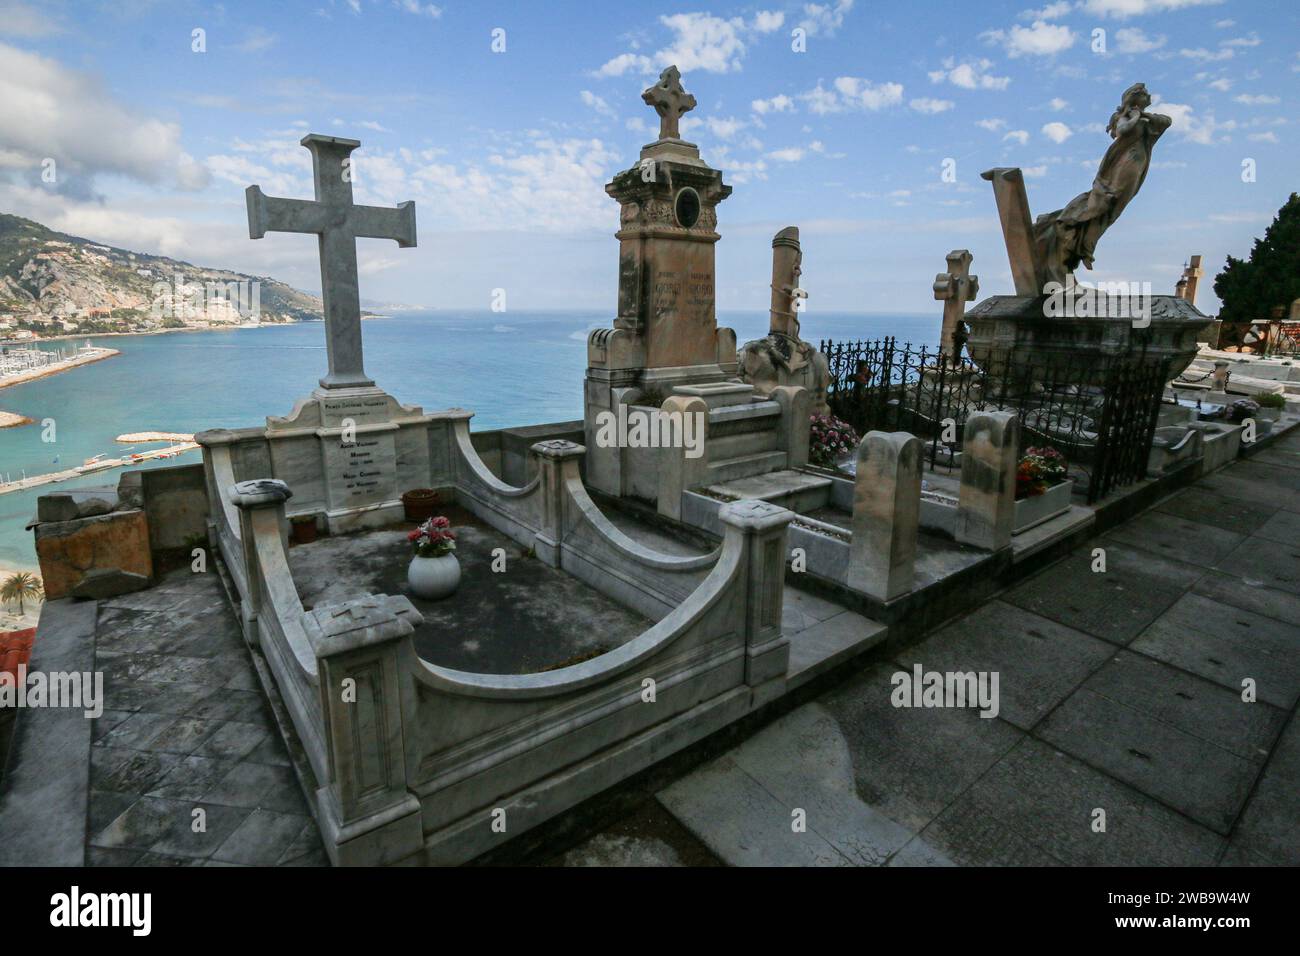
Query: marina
0 437 198 496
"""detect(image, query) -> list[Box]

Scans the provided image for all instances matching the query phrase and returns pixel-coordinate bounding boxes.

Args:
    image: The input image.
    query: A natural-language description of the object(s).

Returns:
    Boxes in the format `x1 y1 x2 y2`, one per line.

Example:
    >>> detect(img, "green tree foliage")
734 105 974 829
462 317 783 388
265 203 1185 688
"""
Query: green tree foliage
1214 193 1300 324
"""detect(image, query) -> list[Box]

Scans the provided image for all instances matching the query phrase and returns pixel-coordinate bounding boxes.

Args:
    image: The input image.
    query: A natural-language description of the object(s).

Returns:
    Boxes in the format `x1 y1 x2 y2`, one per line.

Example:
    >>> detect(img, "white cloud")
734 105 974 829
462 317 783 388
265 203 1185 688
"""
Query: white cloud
1004 129 1031 145
234 27 277 53
1248 131 1279 143
1048 97 1069 111
595 52 655 78
1152 98 1235 145
1042 121 1073 143
657 12 748 73
752 94 794 115
829 77 905 111
596 10 785 76
1207 78 1232 91
1020 2 1072 19
0 41 210 195
1022 165 1048 177
767 147 805 162
1221 33 1261 48
1179 46 1234 61
1234 93 1280 105
1114 27 1166 53
580 90 616 118
977 118 1007 131
0 0 61 37
929 58 1011 90
799 0 854 38
983 20 1076 57
395 0 443 17
1213 18 1234 28
910 97 954 114
1081 0 1226 20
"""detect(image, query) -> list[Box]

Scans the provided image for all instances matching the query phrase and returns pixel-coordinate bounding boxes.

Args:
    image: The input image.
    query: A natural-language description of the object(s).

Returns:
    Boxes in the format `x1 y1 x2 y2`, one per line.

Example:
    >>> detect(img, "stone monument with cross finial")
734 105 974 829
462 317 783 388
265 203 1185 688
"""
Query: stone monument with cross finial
225 133 443 533
585 65 743 497
932 249 978 361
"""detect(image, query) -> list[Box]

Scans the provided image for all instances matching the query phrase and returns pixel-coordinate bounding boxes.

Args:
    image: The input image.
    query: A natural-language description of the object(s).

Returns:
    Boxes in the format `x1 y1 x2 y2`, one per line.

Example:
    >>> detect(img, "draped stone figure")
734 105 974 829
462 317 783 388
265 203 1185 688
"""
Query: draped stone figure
1033 83 1171 286
738 226 830 413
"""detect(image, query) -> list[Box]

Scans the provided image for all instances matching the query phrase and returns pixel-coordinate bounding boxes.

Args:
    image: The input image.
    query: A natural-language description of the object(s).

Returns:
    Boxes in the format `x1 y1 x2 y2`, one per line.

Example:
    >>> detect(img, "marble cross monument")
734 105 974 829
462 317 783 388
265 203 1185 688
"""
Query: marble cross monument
932 249 978 359
235 133 436 535
246 133 416 390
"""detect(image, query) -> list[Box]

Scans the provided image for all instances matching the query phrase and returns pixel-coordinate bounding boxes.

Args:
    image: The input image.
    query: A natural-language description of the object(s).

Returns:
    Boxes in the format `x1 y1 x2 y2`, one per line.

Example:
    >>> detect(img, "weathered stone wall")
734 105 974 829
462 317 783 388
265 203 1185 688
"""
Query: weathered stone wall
35 510 153 600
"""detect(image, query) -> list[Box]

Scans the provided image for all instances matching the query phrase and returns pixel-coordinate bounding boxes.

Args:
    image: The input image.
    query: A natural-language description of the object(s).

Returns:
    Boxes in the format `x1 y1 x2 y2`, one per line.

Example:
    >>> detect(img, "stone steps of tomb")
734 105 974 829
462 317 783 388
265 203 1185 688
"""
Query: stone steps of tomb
707 468 833 514
708 428 779 461
706 450 789 485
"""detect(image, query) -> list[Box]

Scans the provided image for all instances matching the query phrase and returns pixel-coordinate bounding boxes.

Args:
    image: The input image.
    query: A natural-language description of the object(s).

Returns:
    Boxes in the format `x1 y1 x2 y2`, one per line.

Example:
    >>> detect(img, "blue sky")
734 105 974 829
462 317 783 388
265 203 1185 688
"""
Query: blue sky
2 0 1295 315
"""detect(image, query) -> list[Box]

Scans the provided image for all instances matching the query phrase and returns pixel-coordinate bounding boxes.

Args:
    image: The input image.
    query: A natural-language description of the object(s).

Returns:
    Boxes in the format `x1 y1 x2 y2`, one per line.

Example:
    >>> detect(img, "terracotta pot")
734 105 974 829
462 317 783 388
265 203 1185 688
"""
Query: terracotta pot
402 488 440 523
290 516 318 545
408 554 460 600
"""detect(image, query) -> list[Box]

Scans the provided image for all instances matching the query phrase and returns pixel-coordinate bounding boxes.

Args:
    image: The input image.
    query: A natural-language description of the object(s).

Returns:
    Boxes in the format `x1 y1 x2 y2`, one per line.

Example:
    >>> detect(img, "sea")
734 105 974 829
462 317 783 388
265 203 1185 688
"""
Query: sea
0 310 936 569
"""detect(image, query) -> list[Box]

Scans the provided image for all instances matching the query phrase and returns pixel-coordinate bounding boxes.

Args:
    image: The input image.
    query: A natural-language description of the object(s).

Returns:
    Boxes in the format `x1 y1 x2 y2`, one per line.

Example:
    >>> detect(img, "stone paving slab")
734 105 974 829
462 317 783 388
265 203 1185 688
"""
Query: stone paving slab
1153 487 1277 535
1130 592 1300 709
1226 715 1300 865
810 661 1025 833
1001 542 1202 646
894 600 1114 731
82 569 327 867
920 738 1224 866
1213 536 1300 596
1254 508 1300 546
1035 654 1278 834
1104 510 1246 568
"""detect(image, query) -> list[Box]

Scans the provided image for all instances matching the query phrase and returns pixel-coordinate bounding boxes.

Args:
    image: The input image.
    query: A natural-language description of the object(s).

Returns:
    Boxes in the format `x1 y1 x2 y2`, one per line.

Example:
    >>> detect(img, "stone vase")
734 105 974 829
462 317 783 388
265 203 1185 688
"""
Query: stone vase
408 553 460 600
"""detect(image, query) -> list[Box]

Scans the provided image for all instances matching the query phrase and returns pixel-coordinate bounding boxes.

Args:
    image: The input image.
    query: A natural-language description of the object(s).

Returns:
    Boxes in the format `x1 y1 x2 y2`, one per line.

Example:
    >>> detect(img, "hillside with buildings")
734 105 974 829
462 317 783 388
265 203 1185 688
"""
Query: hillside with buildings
0 214 323 338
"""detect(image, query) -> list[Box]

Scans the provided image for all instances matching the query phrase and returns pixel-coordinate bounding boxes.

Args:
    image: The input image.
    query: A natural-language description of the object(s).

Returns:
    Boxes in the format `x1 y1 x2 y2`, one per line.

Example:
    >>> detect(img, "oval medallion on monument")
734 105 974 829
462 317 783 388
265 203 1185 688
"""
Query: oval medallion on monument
674 187 700 229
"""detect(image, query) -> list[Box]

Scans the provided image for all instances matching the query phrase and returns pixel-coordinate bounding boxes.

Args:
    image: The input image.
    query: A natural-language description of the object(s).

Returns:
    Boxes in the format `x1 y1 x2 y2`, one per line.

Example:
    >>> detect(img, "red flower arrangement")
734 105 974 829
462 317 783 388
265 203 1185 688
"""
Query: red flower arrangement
1015 446 1069 499
809 414 860 468
409 515 457 558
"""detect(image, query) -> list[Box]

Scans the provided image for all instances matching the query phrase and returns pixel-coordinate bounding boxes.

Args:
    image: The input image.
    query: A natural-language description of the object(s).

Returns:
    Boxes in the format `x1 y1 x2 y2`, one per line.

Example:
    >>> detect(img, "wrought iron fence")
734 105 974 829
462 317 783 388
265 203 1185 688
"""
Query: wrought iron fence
818 336 1170 504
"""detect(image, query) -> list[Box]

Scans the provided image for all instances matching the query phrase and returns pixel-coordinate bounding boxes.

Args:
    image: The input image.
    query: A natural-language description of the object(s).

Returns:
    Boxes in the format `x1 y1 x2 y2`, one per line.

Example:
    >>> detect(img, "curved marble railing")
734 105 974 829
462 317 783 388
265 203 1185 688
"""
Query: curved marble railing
219 435 793 866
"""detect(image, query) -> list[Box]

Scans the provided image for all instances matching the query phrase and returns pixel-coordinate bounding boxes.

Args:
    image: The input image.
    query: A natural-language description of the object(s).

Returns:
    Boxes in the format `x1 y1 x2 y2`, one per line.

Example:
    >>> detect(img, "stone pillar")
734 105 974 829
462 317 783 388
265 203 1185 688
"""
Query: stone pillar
719 499 792 699
531 439 586 567
657 394 709 520
848 431 921 601
770 385 811 468
955 411 1020 551
227 479 293 634
1211 360 1230 392
303 594 425 867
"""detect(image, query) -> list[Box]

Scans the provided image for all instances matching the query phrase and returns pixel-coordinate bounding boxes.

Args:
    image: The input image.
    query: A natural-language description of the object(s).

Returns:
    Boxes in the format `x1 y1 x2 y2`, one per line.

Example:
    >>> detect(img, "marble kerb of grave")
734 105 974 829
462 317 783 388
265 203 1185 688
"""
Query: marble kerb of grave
738 226 830 413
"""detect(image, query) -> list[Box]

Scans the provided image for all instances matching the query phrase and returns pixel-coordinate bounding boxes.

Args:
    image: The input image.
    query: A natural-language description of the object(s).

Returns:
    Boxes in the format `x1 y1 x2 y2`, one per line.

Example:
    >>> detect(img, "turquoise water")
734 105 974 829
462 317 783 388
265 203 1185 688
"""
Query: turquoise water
0 310 935 568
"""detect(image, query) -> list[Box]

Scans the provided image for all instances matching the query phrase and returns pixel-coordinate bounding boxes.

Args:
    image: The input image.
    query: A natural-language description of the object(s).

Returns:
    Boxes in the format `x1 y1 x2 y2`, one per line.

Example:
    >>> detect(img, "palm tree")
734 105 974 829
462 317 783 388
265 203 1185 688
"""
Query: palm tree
1 572 43 616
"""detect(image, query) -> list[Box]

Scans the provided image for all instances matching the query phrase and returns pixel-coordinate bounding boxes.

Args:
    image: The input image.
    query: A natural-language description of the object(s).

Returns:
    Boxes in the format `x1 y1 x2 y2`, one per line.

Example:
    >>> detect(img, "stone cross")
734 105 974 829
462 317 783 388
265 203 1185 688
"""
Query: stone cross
246 134 416 390
642 65 696 141
933 249 978 360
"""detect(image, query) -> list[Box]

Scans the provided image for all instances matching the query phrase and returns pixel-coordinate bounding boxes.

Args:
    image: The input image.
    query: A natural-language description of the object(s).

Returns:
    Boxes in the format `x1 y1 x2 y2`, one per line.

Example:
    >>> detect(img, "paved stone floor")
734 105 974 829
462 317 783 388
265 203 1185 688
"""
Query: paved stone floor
84 570 326 866
562 433 1300 866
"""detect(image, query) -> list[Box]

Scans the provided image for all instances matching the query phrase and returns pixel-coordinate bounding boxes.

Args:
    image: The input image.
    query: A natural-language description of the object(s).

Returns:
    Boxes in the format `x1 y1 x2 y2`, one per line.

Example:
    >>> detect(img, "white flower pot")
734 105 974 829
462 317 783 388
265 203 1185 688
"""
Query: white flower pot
408 553 460 600
1013 479 1073 535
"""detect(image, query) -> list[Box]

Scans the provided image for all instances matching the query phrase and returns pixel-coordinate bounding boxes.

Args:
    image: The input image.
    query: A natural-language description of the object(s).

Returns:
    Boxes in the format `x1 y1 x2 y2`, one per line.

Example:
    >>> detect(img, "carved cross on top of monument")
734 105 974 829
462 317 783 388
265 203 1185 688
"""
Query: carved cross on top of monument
933 249 978 360
246 134 416 391
642 65 696 141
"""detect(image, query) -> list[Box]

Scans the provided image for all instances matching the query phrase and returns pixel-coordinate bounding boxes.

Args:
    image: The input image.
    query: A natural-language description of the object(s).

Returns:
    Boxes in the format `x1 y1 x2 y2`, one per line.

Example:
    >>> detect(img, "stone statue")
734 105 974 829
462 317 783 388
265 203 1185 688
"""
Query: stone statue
1033 83 1171 285
642 66 696 141
738 226 830 413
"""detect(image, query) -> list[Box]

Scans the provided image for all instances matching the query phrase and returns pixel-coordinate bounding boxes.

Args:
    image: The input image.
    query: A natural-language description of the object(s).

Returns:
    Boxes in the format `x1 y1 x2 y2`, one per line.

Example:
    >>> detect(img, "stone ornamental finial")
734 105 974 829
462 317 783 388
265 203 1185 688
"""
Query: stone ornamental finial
642 65 696 141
